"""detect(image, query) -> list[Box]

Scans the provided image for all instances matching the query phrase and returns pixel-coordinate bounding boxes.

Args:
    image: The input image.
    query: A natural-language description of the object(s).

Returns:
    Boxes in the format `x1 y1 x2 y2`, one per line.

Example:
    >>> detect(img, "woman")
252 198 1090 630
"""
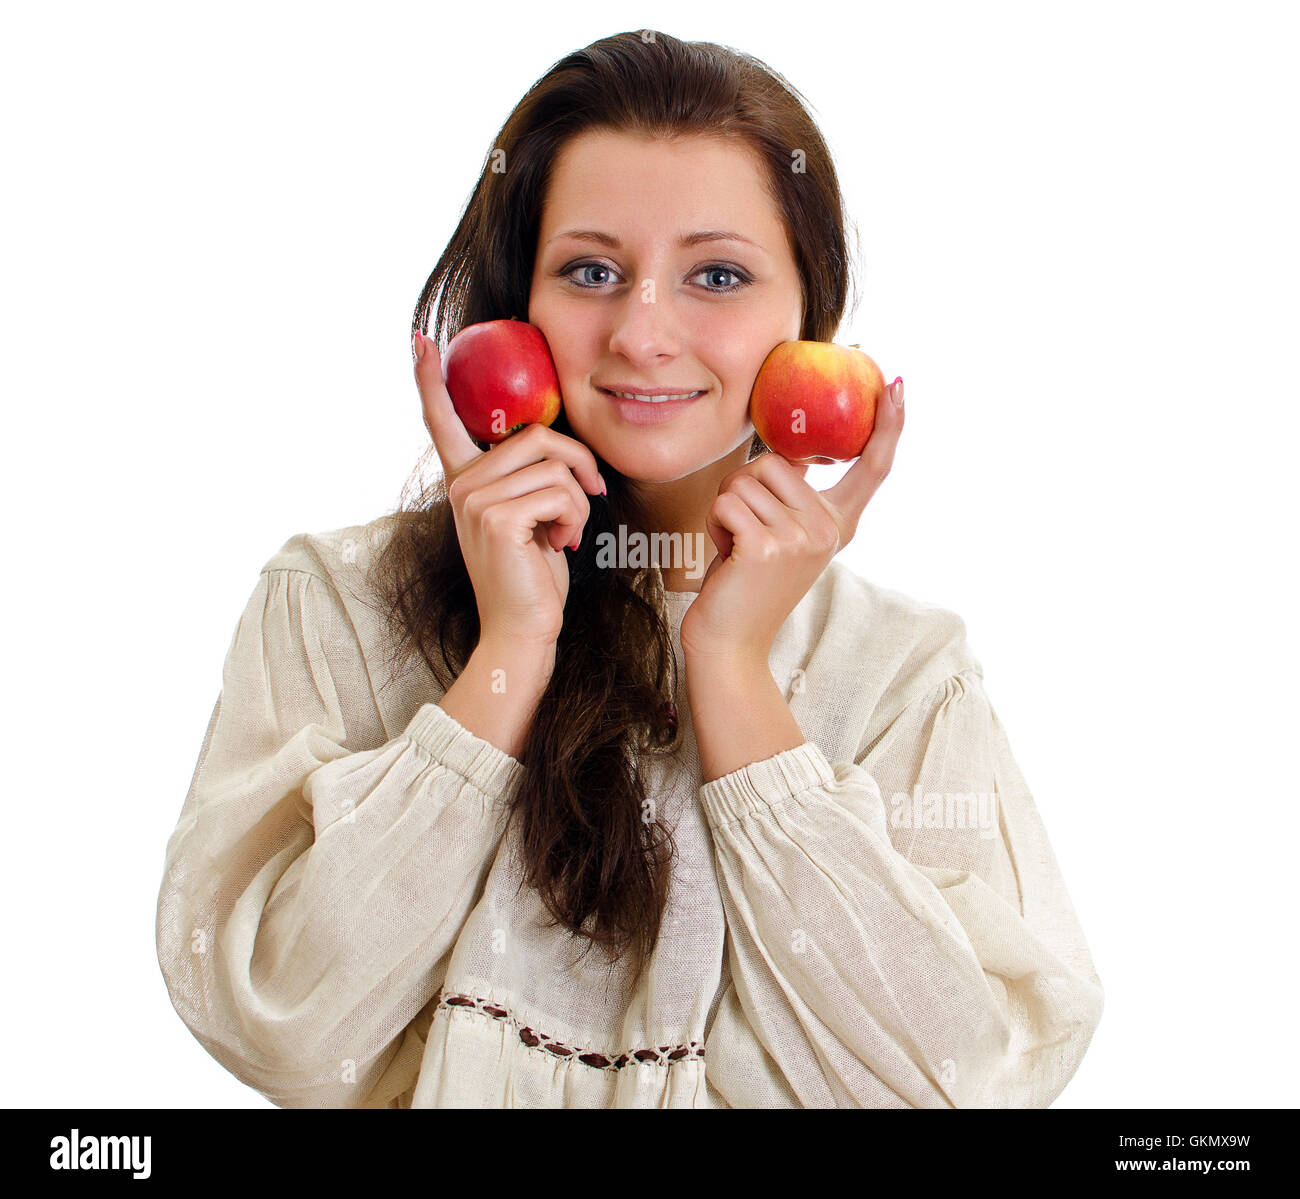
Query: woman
155 30 1103 1108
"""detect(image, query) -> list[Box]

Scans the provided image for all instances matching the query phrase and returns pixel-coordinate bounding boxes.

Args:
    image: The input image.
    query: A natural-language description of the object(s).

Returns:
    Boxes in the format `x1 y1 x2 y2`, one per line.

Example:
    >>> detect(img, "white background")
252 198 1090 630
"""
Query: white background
3 0 1296 1108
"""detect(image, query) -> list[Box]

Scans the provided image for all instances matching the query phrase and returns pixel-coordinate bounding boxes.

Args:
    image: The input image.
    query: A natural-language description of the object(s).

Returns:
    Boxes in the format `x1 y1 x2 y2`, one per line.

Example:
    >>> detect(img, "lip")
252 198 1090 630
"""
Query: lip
597 384 708 397
598 385 708 425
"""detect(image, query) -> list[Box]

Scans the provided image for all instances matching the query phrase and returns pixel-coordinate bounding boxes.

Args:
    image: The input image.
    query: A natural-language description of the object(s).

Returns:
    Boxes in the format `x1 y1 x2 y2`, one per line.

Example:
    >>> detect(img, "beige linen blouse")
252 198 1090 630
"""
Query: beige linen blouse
155 515 1103 1107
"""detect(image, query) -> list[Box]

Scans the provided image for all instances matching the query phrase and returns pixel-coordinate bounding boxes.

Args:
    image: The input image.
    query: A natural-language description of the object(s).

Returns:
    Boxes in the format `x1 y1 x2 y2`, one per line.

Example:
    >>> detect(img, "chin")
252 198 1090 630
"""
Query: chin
617 442 749 485
599 447 703 484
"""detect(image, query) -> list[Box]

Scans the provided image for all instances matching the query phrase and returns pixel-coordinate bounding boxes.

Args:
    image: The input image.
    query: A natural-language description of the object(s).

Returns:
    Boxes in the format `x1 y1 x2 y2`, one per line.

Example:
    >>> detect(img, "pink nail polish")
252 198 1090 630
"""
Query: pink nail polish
891 377 904 407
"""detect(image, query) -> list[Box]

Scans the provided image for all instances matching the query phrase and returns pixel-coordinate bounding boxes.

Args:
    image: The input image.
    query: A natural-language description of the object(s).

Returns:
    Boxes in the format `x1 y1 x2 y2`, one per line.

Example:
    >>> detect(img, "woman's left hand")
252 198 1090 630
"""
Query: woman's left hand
679 377 904 665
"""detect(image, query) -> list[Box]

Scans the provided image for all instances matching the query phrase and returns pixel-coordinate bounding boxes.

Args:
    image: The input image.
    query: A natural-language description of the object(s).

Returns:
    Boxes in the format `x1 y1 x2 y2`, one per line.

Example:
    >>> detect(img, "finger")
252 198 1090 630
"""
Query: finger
723 454 840 548
486 485 587 555
478 422 606 500
823 376 904 524
707 490 769 561
704 493 736 560
732 453 820 518
724 473 803 535
463 459 590 552
414 330 481 478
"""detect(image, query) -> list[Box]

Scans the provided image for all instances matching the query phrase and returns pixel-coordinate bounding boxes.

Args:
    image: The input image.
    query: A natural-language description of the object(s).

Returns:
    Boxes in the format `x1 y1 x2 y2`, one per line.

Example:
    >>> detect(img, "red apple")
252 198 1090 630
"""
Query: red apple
441 318 563 443
749 341 886 464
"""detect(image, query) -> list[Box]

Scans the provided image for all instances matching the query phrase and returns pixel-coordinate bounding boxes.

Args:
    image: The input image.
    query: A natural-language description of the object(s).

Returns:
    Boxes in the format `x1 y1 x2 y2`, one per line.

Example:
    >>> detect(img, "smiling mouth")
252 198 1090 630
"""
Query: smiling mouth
598 387 707 404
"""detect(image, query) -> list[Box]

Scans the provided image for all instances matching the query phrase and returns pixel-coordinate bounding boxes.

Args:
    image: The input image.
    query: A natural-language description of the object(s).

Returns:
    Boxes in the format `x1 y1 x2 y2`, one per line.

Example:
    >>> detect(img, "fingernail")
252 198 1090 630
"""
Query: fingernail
413 330 425 361
569 534 582 551
891 376 904 407
598 474 608 496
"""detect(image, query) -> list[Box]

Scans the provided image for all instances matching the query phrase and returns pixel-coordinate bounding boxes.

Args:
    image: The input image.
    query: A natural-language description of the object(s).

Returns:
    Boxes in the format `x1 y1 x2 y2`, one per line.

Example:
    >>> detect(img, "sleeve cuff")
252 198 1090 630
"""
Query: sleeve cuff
699 741 836 830
404 701 526 798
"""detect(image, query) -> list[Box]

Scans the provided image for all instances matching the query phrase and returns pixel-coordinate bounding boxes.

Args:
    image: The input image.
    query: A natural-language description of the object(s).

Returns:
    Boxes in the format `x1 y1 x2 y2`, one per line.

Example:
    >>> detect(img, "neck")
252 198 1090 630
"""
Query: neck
626 440 753 593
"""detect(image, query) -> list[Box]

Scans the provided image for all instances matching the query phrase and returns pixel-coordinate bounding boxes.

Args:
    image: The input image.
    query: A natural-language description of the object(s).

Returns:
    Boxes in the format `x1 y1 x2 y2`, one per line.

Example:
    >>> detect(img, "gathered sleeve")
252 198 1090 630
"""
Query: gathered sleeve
699 668 1103 1108
155 567 523 1108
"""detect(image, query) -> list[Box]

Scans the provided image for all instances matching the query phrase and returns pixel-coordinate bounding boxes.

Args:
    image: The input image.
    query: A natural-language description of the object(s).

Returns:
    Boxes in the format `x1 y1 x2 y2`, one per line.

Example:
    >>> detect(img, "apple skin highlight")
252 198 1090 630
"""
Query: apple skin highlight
749 341 885 464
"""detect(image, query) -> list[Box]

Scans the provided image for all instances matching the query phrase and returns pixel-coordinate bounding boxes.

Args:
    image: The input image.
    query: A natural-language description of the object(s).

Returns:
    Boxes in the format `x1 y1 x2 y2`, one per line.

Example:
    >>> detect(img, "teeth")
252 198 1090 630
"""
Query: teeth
608 389 703 403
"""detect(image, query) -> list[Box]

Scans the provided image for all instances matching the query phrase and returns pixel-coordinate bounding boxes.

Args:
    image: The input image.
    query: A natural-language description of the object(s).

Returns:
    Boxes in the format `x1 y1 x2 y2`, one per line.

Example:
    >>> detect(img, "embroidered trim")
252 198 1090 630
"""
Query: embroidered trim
435 989 704 1070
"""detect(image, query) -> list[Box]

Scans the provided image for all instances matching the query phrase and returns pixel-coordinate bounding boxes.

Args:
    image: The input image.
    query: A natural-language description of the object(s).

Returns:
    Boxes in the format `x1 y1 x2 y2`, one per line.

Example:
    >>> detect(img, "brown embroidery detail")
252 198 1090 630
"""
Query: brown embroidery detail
435 989 704 1071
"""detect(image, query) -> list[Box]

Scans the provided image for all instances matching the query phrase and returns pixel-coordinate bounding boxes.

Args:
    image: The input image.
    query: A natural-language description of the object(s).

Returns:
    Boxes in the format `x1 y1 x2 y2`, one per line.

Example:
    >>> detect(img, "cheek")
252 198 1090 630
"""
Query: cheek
693 310 770 373
542 311 599 365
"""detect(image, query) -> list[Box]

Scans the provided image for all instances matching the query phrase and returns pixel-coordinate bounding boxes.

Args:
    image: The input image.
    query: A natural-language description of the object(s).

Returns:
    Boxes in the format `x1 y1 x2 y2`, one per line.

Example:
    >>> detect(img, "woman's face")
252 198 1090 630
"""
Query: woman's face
528 129 804 484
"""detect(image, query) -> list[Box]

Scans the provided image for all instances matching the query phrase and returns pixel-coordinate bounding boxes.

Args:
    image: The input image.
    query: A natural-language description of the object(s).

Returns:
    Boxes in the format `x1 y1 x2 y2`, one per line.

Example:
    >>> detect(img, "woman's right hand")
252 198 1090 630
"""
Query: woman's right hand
413 329 605 651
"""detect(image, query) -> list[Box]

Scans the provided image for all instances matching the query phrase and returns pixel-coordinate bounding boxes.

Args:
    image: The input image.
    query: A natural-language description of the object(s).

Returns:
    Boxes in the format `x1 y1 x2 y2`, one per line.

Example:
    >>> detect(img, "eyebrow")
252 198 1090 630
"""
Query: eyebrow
547 229 764 251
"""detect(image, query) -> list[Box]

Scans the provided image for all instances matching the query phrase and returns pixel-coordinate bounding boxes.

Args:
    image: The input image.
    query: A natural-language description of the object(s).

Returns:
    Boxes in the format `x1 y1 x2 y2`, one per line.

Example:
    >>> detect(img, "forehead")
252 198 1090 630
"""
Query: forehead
539 128 786 246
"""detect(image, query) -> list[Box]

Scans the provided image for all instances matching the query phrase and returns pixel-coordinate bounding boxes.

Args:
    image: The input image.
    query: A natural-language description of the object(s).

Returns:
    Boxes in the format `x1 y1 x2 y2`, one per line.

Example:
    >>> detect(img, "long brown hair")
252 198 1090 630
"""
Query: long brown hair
368 30 855 988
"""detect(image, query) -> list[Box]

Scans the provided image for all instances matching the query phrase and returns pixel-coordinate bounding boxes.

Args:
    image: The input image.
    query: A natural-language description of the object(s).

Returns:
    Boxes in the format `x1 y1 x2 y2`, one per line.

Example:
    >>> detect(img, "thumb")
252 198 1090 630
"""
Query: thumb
414 330 481 477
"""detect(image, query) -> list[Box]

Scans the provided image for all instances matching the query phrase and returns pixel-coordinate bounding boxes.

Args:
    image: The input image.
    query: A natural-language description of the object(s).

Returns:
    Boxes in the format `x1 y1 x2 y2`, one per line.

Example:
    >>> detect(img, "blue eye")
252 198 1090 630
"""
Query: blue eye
694 266 748 292
573 263 615 287
560 261 752 294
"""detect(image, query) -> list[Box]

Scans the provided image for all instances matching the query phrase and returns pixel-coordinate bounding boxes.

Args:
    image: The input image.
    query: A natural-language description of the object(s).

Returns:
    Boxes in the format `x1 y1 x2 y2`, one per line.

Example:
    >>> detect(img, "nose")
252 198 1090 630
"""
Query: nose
606 277 684 364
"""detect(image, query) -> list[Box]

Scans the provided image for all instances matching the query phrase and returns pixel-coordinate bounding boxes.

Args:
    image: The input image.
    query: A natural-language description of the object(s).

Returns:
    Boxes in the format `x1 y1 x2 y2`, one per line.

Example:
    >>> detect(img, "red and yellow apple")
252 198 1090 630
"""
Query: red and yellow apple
749 341 886 464
441 318 563 443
